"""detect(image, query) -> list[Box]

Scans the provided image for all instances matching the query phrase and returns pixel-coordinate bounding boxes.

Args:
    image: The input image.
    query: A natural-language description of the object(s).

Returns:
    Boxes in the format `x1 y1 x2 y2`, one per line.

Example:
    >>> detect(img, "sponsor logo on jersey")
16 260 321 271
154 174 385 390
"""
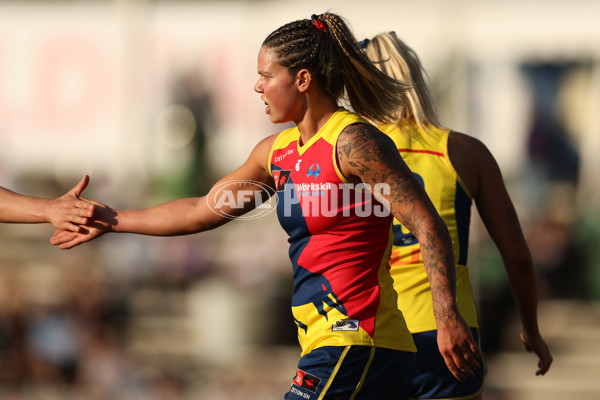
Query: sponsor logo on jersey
272 170 291 191
274 149 294 162
332 319 360 331
307 163 320 179
292 369 322 393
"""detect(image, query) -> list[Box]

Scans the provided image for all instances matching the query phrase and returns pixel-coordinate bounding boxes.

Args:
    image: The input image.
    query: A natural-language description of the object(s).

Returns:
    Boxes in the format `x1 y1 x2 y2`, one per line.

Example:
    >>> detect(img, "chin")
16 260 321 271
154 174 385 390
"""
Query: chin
269 115 283 124
270 114 294 125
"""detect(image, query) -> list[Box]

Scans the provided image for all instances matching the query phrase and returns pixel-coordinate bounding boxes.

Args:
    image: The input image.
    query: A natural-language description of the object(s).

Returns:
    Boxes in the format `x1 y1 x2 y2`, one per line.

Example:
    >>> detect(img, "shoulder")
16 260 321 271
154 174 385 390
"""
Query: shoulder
448 131 498 165
247 133 279 167
448 131 486 151
255 132 279 152
337 122 396 155
448 131 501 196
336 122 406 184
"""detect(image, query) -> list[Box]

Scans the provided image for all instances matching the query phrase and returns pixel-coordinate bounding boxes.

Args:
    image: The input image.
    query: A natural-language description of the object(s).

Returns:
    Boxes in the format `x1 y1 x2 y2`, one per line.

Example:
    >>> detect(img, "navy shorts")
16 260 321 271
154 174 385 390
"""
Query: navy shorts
285 345 416 400
409 328 485 400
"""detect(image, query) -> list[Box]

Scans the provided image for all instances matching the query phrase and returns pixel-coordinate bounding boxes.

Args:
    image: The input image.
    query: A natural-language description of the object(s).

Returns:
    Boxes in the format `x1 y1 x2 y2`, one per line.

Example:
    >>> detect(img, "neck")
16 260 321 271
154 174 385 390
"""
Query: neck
295 97 339 146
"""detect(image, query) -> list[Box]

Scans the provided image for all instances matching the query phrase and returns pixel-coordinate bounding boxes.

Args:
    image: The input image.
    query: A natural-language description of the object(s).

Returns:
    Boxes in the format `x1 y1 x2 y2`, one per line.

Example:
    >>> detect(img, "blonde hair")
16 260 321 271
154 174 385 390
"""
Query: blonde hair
262 13 410 124
364 32 442 131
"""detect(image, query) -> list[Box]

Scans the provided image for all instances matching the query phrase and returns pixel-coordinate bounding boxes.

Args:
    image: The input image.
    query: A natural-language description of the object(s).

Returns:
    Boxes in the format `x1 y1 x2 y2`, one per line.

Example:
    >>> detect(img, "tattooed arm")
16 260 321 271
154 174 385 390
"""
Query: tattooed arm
337 123 457 321
337 123 482 380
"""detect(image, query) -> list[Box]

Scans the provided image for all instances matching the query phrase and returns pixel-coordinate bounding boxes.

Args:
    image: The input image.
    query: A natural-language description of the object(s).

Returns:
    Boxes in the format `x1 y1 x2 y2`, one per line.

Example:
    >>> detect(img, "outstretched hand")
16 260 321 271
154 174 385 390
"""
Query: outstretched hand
46 175 94 232
437 315 483 381
50 201 117 249
520 332 553 376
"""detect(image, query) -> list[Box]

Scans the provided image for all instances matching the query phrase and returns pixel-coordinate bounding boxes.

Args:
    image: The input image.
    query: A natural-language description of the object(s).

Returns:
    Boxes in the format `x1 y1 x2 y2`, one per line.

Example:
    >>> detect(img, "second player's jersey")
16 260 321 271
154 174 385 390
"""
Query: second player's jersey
269 108 416 356
379 122 479 333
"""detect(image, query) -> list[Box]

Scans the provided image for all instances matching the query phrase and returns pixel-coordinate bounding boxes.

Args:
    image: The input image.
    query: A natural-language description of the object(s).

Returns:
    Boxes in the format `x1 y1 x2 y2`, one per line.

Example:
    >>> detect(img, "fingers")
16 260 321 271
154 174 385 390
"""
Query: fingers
443 356 466 381
74 201 94 218
50 223 104 249
443 354 471 381
535 349 553 376
536 359 551 376
438 322 483 382
536 350 553 376
69 175 94 215
520 332 553 376
464 344 482 371
50 230 77 246
57 211 90 229
442 346 480 381
50 176 94 228
71 175 90 197
453 342 481 376
60 222 83 233
59 239 83 250
469 338 483 361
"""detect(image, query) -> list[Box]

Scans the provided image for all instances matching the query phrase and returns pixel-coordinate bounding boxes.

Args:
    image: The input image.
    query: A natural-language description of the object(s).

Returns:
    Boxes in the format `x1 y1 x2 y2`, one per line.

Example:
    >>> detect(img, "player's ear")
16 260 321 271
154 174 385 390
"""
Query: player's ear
297 69 311 92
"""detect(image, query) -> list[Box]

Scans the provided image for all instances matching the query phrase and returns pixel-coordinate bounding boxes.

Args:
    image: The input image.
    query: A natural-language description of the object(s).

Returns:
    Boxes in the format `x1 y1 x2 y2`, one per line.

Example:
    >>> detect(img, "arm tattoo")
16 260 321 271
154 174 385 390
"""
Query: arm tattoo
337 123 423 227
337 123 420 207
422 230 457 324
338 123 458 324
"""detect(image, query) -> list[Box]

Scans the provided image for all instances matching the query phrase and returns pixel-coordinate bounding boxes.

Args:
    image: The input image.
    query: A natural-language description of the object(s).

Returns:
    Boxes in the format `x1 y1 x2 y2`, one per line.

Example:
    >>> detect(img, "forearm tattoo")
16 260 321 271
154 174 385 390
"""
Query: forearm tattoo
338 123 458 323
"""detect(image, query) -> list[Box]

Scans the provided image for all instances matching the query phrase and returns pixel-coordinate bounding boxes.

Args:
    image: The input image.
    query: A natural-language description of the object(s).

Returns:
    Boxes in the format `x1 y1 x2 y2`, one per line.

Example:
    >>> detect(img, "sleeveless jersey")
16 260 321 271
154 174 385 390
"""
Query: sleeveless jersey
269 108 416 356
378 123 479 333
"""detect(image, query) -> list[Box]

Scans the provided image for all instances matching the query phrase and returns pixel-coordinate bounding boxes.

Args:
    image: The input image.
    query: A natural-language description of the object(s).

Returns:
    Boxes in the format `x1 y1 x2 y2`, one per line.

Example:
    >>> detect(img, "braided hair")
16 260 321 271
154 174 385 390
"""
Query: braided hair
262 13 409 124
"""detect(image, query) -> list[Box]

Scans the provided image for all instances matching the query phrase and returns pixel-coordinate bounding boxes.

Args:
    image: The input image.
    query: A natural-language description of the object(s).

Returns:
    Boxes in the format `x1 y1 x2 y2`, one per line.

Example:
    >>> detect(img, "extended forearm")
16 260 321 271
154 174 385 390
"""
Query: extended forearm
0 188 48 223
506 258 542 336
111 196 225 236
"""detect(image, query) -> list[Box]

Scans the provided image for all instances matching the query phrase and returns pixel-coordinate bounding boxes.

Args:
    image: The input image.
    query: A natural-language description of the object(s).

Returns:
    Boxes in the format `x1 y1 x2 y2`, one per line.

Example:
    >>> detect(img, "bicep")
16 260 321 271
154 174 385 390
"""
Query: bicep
473 147 530 259
337 124 438 236
451 134 532 263
129 136 276 234
203 136 276 221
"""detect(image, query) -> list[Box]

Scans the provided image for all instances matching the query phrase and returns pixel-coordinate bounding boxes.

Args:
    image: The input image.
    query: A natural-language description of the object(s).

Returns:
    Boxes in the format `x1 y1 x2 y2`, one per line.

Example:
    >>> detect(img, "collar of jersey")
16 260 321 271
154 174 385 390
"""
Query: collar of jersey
296 107 344 156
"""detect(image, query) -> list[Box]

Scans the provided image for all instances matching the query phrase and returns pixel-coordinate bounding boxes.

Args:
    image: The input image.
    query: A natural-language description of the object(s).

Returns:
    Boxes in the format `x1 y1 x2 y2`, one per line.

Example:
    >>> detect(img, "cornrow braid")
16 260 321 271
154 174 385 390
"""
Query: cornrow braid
263 18 342 100
263 13 409 124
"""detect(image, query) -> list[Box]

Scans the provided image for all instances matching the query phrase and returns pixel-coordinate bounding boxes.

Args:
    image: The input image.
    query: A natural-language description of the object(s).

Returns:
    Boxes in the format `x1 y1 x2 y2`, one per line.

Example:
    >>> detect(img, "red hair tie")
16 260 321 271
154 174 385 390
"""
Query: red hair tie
311 14 327 32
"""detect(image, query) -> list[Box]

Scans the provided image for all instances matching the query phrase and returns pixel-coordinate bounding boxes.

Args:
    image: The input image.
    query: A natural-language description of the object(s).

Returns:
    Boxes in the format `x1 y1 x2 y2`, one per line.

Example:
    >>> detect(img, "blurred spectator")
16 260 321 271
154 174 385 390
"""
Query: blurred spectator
26 304 80 384
0 274 29 385
523 62 581 185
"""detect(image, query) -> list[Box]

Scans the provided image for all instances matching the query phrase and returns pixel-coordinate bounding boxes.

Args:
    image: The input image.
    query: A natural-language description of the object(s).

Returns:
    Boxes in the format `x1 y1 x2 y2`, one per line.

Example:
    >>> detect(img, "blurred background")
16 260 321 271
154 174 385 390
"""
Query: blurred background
1 0 600 399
